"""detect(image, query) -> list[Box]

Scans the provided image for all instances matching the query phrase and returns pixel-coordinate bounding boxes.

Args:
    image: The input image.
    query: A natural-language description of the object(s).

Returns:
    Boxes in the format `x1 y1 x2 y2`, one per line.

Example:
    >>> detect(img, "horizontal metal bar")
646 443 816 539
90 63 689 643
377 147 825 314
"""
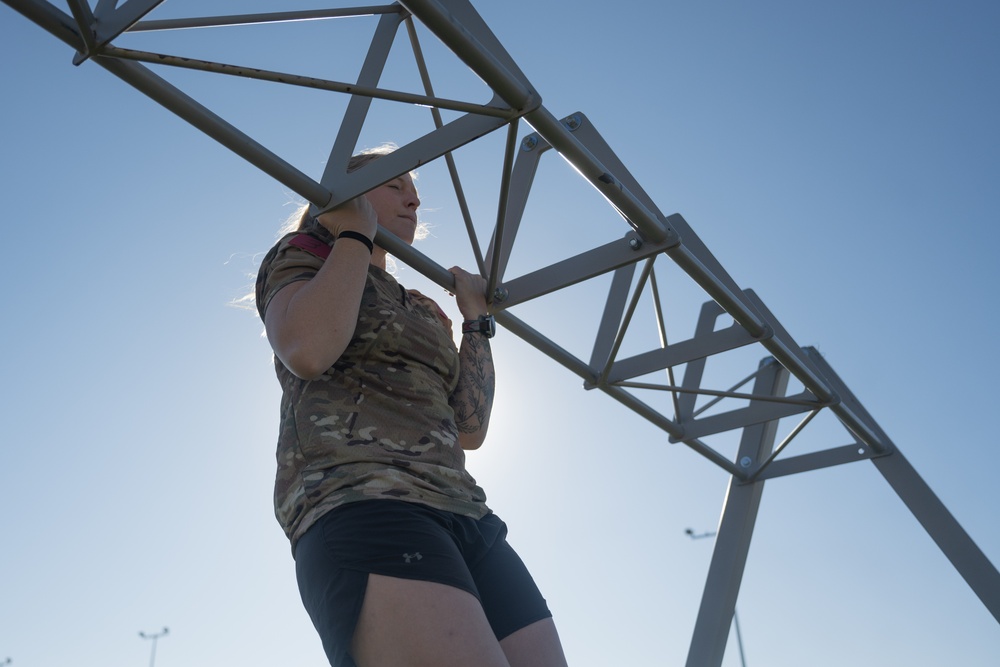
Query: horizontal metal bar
100 45 515 118
129 6 400 32
611 382 825 408
671 398 816 443
497 232 675 309
749 444 872 481
605 323 762 385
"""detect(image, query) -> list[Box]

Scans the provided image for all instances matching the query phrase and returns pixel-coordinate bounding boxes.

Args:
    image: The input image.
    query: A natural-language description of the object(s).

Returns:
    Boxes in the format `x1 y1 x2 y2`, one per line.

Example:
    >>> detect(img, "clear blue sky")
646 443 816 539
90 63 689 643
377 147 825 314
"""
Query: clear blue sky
2 1 999 665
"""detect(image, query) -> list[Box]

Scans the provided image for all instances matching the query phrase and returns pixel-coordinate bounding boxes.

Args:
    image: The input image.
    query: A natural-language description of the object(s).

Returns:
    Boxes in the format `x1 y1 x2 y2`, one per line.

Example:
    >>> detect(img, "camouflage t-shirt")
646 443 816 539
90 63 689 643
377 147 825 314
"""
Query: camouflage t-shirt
256 223 489 549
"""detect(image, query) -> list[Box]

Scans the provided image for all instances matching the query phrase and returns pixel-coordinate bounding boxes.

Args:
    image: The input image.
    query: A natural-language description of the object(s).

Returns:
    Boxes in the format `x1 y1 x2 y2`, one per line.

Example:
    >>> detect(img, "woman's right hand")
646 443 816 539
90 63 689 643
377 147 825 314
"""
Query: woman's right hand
315 194 378 239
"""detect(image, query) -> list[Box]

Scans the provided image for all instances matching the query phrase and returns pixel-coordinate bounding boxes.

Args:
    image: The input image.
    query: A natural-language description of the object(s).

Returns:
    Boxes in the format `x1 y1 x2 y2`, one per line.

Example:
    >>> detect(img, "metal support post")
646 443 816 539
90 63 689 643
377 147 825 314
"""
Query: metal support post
686 359 789 667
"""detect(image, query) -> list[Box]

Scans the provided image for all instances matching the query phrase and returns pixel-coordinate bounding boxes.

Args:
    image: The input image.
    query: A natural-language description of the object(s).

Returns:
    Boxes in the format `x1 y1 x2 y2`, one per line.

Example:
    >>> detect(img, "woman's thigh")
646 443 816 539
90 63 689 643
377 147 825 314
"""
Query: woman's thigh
351 573 510 667
469 518 552 642
295 501 484 666
499 618 569 667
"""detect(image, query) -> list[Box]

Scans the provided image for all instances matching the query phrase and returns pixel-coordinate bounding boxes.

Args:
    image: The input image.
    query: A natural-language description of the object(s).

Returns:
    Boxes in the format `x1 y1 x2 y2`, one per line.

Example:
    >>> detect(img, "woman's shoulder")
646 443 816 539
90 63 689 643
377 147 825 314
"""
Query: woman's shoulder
255 226 336 318
275 221 336 258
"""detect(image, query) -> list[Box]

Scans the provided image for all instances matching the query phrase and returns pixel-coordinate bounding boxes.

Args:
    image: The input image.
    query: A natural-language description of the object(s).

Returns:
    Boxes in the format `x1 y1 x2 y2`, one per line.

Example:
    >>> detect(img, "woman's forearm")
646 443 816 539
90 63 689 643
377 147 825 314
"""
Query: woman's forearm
452 331 495 450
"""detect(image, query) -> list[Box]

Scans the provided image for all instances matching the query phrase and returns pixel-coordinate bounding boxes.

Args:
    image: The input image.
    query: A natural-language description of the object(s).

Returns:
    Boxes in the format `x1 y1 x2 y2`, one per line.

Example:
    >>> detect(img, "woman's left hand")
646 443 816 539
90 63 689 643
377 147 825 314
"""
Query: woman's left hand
448 266 489 320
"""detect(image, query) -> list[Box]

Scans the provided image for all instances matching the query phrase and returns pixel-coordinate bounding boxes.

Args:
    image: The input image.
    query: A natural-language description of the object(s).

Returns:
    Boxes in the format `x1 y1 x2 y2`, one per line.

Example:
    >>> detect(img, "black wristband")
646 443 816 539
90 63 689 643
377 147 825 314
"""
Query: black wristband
336 230 374 254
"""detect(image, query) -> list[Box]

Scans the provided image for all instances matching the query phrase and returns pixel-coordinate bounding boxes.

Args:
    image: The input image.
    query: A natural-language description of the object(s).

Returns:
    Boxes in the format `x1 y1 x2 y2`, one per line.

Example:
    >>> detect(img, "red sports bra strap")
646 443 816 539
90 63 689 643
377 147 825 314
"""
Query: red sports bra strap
288 233 332 259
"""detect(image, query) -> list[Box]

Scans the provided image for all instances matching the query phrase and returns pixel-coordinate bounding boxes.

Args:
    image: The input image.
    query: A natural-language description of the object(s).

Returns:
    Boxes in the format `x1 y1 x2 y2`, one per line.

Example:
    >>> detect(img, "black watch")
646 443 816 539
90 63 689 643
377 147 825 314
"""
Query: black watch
461 315 495 338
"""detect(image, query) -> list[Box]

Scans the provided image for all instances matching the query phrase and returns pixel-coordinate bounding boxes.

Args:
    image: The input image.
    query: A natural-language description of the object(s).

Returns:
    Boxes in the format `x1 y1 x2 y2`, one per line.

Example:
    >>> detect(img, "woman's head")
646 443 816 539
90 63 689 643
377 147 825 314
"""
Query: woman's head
363 171 421 245
288 143 423 237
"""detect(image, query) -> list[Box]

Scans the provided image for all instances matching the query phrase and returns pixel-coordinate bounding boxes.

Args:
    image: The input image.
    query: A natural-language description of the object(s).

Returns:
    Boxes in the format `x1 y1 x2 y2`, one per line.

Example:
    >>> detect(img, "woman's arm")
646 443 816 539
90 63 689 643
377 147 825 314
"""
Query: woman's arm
264 200 377 380
451 330 495 450
447 267 495 450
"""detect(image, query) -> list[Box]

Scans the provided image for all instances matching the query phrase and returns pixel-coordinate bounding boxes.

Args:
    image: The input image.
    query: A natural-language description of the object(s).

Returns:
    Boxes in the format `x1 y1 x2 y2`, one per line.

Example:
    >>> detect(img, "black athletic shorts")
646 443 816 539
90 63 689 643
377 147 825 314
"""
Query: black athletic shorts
293 500 552 667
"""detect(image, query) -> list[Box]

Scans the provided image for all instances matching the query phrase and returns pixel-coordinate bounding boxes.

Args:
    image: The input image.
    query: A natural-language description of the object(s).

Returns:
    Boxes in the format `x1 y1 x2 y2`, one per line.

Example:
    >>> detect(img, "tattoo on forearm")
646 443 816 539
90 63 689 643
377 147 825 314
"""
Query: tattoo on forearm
452 333 495 434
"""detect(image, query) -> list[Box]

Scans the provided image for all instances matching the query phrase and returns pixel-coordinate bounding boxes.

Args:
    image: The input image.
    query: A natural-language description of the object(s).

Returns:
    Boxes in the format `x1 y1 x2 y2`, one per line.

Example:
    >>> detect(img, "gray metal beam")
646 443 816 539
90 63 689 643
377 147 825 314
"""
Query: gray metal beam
873 450 1000 623
498 232 674 309
805 349 1000 623
101 44 513 118
606 322 762 385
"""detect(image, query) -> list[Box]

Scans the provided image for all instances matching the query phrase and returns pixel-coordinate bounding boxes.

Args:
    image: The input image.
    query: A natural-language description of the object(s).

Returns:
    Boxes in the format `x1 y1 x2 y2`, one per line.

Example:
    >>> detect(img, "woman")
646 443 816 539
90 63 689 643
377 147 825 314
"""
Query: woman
255 147 569 667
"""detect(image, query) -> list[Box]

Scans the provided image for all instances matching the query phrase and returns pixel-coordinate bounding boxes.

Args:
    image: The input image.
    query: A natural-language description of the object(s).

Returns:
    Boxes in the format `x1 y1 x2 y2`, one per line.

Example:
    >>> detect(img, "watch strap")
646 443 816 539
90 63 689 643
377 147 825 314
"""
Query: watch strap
462 315 495 338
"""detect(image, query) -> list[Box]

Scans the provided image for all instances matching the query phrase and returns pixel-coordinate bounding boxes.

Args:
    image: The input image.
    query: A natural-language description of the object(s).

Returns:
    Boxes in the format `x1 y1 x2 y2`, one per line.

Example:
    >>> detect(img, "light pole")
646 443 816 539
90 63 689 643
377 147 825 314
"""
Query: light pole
684 527 717 540
138 627 169 667
685 528 748 667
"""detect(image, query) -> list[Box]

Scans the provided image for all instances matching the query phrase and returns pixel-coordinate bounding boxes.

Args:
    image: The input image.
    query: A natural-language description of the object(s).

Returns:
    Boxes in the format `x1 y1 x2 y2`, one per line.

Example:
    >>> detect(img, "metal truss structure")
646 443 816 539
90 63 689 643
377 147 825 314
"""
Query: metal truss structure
5 1 998 664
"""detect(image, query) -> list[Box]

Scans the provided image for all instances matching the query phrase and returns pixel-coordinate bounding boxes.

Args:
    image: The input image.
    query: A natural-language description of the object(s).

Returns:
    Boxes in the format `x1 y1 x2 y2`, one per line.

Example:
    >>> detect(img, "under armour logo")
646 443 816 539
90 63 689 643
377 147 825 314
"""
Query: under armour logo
402 552 423 564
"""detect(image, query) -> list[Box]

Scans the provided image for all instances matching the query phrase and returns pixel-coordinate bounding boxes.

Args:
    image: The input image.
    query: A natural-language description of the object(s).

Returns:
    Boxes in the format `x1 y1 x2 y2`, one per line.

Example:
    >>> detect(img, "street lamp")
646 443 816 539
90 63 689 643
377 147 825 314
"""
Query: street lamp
685 528 748 667
138 627 169 667
684 527 717 540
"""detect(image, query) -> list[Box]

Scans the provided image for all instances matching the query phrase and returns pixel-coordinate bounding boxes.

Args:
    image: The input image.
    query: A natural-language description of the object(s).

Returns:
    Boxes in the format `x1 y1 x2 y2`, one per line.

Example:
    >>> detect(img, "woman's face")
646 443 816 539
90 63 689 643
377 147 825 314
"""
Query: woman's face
364 174 420 245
